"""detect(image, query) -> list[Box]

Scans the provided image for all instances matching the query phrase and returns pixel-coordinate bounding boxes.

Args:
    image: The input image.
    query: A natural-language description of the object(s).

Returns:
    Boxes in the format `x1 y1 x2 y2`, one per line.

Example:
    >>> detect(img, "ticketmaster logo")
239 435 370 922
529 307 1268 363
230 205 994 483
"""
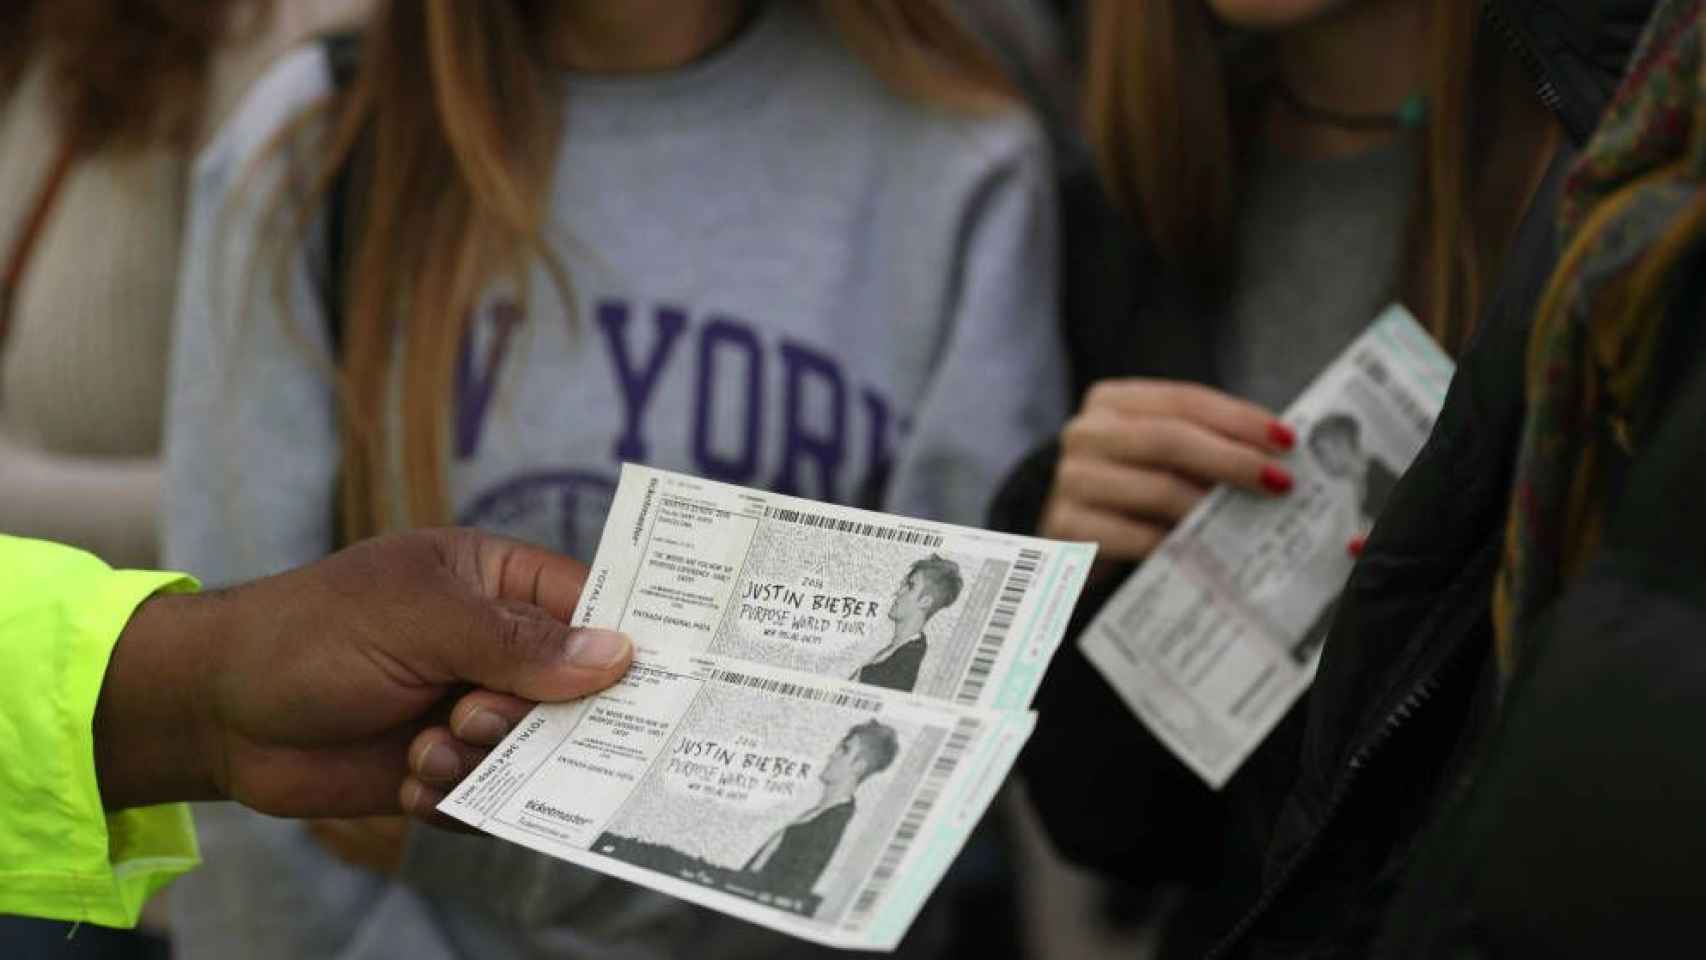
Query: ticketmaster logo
524 799 593 826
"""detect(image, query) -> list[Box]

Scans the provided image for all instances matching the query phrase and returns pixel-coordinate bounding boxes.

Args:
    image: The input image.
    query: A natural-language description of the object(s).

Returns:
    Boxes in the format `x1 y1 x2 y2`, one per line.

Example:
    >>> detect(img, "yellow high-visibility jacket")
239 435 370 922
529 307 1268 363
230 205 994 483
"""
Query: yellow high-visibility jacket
0 535 200 926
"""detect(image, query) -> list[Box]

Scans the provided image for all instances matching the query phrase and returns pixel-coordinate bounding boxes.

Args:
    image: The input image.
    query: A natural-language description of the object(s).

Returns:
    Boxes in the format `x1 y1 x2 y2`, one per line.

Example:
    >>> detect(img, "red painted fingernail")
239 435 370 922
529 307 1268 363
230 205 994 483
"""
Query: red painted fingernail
1259 465 1293 495
1348 535 1367 558
1268 422 1296 450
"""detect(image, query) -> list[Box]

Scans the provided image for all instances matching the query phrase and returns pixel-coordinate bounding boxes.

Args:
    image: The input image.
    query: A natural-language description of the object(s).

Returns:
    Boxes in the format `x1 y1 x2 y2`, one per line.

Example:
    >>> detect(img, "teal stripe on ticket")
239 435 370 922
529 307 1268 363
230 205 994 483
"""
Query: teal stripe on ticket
1370 306 1454 402
867 713 1033 946
993 544 1091 710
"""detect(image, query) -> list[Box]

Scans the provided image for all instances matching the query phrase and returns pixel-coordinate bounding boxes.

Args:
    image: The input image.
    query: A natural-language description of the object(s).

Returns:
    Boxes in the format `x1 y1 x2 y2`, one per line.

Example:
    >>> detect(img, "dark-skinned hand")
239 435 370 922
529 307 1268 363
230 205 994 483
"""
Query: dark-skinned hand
93 528 632 822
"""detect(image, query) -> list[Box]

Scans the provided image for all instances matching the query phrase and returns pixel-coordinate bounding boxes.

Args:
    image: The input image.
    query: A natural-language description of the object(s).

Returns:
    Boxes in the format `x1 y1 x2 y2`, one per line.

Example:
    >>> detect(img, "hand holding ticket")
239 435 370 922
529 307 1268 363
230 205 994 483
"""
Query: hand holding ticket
441 465 1095 950
1080 305 1455 788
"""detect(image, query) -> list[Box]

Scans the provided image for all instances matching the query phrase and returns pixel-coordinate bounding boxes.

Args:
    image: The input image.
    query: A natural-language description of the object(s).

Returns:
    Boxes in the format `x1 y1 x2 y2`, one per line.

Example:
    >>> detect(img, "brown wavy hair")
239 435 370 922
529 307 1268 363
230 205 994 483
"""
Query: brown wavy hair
270 1 1013 541
0 0 258 152
1083 1 1550 354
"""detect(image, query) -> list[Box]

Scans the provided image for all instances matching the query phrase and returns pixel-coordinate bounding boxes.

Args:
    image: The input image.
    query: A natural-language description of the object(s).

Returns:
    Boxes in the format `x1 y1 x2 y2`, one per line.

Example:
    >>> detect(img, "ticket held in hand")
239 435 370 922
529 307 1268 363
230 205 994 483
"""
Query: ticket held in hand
442 465 1095 950
1080 305 1455 788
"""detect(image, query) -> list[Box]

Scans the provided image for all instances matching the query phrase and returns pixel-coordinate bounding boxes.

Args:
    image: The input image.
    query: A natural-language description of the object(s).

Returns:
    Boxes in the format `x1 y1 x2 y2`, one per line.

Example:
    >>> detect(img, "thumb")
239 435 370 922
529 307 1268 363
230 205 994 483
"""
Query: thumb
446 599 633 702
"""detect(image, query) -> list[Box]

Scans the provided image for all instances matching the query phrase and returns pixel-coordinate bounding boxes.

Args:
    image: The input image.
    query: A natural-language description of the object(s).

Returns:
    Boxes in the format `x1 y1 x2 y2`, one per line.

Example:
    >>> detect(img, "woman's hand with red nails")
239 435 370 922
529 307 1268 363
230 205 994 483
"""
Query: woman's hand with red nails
1041 379 1294 571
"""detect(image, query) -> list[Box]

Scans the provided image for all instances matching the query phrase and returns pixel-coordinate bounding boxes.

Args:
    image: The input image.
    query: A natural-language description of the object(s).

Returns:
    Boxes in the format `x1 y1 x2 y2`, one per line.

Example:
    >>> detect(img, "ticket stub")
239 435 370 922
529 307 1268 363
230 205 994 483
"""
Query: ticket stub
576 464 1096 709
1081 305 1454 787
443 465 1092 949
440 646 1034 951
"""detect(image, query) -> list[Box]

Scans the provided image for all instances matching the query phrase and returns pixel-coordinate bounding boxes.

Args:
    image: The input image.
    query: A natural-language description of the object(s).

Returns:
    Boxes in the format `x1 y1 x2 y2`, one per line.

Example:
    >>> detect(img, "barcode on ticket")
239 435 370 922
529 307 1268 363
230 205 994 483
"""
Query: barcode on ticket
709 670 882 713
845 716 981 925
954 549 1042 704
765 507 945 549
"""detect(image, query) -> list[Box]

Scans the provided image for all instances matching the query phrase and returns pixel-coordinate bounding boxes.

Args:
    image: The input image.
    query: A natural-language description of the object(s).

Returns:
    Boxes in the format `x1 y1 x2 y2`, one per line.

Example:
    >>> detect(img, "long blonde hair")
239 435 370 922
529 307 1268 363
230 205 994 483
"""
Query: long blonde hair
281 1 1011 541
1083 0 1531 353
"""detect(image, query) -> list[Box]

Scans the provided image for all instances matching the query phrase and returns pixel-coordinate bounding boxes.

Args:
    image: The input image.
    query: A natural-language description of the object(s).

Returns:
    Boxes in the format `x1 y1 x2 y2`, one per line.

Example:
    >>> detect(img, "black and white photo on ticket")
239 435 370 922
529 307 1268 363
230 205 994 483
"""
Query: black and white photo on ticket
591 677 942 921
579 464 1096 709
440 645 1034 950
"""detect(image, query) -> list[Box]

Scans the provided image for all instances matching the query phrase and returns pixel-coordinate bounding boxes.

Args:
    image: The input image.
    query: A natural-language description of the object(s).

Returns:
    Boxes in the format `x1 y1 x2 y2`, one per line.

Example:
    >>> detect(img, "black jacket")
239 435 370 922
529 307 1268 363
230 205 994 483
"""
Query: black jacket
1373 223 1706 958
990 2 1659 957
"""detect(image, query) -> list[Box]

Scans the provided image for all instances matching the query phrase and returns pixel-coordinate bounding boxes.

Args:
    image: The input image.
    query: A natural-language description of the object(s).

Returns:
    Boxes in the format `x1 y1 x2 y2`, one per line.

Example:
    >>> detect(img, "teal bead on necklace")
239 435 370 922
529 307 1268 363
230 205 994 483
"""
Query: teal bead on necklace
1397 94 1428 129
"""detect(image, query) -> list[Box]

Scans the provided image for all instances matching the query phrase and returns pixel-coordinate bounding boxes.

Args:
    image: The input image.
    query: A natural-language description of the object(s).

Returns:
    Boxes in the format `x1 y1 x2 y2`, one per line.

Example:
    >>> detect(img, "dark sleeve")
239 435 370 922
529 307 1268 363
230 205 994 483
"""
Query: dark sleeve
984 341 1270 895
1019 578 1220 881
1019 565 1307 900
990 435 1290 895
986 438 1198 881
996 440 1292 888
1377 294 1706 958
985 137 1215 541
987 440 1060 541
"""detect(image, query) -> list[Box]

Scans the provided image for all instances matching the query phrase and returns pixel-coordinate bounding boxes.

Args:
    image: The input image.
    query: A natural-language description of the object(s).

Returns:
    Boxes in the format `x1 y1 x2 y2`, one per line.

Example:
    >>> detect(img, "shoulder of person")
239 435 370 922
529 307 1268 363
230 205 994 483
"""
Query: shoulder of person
200 0 367 142
194 41 337 195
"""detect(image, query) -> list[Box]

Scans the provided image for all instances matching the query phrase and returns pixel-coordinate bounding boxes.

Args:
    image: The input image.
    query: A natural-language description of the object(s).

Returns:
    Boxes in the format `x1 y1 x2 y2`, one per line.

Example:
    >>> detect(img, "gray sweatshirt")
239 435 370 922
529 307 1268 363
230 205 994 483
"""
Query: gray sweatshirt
162 4 1065 958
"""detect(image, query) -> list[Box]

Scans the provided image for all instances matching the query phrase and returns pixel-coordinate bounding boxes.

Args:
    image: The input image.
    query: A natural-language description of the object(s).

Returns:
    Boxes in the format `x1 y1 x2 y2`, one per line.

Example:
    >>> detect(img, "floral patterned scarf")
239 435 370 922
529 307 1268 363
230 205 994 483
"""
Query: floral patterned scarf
1495 0 1706 675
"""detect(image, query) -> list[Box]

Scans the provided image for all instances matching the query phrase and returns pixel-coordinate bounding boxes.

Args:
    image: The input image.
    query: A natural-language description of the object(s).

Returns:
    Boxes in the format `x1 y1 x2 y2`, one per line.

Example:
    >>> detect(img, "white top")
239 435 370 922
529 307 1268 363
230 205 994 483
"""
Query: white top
0 0 368 567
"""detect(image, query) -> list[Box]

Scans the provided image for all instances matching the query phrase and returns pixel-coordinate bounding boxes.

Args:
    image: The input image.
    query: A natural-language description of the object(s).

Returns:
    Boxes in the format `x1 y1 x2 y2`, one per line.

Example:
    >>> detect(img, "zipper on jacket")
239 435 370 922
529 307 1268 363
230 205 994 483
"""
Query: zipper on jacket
1202 659 1455 960
1483 0 1566 120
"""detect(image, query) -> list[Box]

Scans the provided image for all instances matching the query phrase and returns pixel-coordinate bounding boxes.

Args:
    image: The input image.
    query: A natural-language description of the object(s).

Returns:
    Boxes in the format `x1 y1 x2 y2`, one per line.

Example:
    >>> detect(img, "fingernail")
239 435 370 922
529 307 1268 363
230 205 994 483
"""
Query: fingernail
1259 465 1293 495
401 780 422 814
1348 535 1367 558
566 629 631 669
417 743 460 781
455 707 509 744
1268 422 1296 450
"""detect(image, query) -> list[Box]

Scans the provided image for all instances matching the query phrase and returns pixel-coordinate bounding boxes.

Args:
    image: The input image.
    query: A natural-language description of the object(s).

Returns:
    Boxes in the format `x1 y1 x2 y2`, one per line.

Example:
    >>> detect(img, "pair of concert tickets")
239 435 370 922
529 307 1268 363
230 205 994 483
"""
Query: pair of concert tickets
443 305 1454 948
441 464 1097 950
